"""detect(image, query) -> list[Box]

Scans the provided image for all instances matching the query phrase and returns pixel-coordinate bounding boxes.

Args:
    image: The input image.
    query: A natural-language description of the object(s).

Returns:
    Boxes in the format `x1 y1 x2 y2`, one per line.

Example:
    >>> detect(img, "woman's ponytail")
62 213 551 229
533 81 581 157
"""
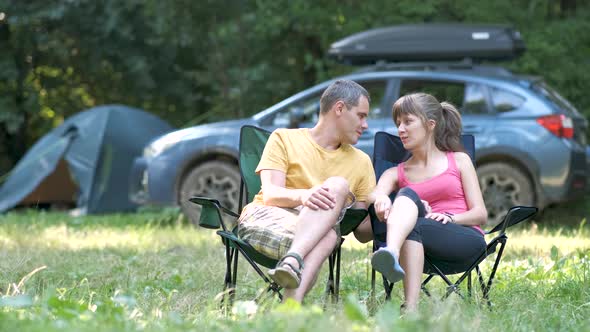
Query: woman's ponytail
434 102 464 152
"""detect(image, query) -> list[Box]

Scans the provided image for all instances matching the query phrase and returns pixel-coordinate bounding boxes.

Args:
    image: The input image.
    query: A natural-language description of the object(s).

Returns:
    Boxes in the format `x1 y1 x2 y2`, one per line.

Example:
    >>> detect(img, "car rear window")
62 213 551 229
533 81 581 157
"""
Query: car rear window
490 87 525 112
531 81 578 116
399 79 489 115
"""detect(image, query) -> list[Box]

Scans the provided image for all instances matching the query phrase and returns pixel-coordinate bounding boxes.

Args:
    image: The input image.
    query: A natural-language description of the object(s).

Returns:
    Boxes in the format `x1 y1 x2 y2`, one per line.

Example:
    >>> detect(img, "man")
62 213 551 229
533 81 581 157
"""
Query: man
238 79 376 302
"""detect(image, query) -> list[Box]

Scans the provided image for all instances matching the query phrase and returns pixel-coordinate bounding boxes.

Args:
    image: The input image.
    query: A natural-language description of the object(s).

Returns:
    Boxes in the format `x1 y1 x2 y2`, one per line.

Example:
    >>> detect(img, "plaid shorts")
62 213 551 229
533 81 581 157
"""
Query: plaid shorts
237 192 356 259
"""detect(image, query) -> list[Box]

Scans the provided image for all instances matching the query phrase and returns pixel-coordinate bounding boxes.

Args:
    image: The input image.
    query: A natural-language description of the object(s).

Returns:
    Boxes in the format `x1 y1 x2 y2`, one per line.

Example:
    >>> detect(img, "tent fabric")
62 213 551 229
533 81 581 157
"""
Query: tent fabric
0 105 174 214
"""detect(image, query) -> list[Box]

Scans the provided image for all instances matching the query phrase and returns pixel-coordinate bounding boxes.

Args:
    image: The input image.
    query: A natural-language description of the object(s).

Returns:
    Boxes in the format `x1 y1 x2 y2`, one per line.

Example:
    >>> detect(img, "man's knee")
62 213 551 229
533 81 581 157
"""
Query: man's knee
323 176 350 198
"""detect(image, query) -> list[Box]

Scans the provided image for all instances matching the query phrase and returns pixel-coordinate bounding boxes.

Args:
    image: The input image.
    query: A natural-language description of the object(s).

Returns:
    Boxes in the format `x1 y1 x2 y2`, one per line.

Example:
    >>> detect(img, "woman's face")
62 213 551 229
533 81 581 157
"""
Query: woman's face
396 113 432 150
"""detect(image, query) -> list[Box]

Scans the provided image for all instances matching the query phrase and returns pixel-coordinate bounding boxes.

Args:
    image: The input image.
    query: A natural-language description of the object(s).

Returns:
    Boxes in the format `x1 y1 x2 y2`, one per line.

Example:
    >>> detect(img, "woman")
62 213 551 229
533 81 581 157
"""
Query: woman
369 92 487 312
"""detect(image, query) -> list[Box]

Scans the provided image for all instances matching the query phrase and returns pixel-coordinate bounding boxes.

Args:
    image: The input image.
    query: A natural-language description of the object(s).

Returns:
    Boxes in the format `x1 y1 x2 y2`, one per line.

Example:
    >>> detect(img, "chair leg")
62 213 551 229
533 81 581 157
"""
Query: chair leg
220 242 235 309
232 242 283 302
370 268 378 302
435 270 464 300
335 244 342 303
255 282 282 304
444 284 464 300
484 239 507 300
383 277 393 301
223 244 232 291
370 242 377 301
421 274 435 298
475 265 491 308
468 271 472 298
325 238 344 304
325 250 336 300
231 247 238 303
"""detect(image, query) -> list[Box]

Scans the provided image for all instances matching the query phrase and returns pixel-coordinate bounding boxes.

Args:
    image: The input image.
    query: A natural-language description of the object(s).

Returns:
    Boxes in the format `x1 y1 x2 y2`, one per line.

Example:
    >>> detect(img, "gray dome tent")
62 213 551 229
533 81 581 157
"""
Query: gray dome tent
0 105 173 214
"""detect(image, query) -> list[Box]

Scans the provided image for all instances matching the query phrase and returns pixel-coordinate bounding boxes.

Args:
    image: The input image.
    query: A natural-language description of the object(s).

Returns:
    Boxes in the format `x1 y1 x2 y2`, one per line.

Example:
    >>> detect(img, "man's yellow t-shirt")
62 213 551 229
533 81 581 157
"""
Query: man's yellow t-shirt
251 128 376 205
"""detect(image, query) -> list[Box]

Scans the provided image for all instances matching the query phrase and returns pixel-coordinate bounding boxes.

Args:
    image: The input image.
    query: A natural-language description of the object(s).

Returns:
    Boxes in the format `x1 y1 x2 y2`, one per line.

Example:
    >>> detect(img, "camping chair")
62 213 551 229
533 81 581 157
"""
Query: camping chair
369 131 537 306
190 125 367 306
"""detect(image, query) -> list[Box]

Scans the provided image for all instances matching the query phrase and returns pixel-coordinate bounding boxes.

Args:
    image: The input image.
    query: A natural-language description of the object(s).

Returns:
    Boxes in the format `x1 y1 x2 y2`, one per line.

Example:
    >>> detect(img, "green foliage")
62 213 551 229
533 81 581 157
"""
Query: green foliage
0 209 589 331
0 1 589 173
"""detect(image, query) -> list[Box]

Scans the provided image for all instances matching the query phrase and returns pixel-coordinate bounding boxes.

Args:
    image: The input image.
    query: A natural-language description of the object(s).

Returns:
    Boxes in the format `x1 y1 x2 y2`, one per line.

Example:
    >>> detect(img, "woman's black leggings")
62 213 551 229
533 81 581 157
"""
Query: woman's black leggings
395 187 487 274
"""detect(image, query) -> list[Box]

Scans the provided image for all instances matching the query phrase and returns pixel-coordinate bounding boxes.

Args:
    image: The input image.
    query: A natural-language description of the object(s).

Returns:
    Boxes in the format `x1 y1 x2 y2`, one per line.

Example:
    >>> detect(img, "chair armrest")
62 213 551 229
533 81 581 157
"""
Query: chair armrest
189 196 240 230
486 205 538 235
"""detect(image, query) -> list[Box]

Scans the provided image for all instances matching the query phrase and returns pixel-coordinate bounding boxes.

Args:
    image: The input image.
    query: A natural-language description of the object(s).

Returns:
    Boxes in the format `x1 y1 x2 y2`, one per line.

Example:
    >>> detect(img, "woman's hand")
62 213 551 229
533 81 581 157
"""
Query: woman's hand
421 200 432 215
425 212 454 224
374 194 392 222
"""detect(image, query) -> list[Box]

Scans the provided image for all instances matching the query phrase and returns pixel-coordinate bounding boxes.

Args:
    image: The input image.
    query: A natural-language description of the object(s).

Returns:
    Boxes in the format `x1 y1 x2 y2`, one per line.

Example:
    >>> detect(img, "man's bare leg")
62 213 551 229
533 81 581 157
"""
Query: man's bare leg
283 230 338 301
276 177 349 292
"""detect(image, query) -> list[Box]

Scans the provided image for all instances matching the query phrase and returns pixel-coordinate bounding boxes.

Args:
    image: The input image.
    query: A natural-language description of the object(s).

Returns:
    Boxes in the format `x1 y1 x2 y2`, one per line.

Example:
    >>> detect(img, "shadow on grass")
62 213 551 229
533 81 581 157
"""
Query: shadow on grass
535 194 590 229
1 207 192 230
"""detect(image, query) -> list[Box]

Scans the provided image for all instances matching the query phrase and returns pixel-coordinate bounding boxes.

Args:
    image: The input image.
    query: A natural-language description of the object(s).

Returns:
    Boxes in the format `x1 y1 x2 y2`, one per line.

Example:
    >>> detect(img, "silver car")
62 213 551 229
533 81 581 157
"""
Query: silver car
129 65 588 225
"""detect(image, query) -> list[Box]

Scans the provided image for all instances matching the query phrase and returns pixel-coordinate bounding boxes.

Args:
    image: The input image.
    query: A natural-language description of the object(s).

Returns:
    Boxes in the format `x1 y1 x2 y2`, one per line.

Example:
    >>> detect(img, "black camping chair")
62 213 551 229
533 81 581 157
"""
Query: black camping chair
369 131 537 306
190 125 367 306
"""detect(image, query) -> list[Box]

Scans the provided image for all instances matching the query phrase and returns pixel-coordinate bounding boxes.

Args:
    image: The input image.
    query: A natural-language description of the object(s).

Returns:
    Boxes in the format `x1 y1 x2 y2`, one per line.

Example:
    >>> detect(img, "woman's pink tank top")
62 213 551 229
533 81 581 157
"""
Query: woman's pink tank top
397 152 484 235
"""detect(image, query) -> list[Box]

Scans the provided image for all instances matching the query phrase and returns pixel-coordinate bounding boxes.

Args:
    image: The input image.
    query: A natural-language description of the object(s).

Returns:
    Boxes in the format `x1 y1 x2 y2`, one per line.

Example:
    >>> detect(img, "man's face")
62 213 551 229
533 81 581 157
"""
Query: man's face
339 95 370 145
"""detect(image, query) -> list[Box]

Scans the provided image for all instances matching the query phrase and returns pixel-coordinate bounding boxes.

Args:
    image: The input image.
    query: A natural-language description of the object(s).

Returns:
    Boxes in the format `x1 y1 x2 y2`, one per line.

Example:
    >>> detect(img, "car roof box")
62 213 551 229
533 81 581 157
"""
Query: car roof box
328 24 526 65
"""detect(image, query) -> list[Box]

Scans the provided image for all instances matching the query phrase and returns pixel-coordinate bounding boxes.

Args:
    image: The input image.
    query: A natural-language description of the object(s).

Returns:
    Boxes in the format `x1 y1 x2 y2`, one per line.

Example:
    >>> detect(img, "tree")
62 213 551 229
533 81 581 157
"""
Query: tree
0 0 588 174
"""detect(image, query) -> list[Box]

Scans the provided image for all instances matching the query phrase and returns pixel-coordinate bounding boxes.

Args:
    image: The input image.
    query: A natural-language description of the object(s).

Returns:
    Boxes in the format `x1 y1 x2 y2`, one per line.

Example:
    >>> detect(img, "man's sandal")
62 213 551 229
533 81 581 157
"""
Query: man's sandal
268 252 304 289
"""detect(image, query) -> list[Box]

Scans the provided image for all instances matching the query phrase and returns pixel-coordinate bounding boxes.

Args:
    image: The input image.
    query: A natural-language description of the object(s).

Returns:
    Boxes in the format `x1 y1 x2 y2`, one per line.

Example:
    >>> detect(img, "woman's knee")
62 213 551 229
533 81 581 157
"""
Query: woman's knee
396 187 419 204
395 187 426 217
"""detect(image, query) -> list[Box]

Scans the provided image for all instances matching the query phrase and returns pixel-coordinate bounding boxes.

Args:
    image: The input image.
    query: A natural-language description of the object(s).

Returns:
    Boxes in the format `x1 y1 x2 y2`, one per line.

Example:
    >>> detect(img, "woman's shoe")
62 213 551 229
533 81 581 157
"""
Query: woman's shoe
371 247 405 284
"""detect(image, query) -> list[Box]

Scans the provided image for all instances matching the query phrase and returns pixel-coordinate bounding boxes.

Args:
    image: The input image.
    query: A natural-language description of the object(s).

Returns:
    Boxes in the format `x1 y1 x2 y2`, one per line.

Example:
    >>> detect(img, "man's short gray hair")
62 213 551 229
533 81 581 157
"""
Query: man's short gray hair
320 80 370 114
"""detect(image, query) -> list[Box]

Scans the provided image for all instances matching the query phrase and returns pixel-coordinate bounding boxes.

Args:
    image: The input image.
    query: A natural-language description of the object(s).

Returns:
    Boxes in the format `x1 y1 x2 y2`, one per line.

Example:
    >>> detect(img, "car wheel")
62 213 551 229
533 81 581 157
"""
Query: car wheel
179 160 241 226
477 162 534 229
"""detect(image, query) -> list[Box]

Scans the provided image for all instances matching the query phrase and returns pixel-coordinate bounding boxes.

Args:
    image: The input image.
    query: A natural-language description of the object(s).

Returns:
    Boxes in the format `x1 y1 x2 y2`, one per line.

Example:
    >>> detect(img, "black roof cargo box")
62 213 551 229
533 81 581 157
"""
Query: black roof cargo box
328 24 526 65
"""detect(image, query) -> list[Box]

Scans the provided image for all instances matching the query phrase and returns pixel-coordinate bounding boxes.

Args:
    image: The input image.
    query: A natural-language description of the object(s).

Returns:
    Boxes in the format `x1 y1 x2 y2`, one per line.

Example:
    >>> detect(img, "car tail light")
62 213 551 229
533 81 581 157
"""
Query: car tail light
536 114 574 139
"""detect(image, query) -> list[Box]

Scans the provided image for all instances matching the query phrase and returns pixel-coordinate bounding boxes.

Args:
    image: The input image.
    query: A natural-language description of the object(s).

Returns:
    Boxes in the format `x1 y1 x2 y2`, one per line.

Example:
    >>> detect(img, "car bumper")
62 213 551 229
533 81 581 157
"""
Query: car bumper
533 139 588 208
567 145 588 197
552 145 588 202
128 156 178 205
129 157 149 204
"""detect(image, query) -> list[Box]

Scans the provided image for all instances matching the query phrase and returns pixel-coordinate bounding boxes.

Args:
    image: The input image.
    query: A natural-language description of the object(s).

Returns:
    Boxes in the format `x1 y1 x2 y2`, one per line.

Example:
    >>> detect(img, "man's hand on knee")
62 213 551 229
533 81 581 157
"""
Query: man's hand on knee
301 185 336 210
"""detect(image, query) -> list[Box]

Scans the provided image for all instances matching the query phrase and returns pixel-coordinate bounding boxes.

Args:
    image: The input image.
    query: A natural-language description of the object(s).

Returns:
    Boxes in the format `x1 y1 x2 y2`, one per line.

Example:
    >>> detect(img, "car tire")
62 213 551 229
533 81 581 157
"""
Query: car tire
178 160 241 226
477 162 535 229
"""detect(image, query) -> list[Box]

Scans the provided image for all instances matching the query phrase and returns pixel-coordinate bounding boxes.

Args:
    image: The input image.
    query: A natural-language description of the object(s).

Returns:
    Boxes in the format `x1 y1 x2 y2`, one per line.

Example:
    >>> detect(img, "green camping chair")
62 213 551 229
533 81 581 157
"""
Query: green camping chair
190 125 367 305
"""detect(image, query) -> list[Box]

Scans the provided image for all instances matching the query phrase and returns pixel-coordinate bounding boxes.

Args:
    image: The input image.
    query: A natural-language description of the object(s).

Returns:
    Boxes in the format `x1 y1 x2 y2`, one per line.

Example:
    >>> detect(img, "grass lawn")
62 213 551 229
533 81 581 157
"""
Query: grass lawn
1 200 589 331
